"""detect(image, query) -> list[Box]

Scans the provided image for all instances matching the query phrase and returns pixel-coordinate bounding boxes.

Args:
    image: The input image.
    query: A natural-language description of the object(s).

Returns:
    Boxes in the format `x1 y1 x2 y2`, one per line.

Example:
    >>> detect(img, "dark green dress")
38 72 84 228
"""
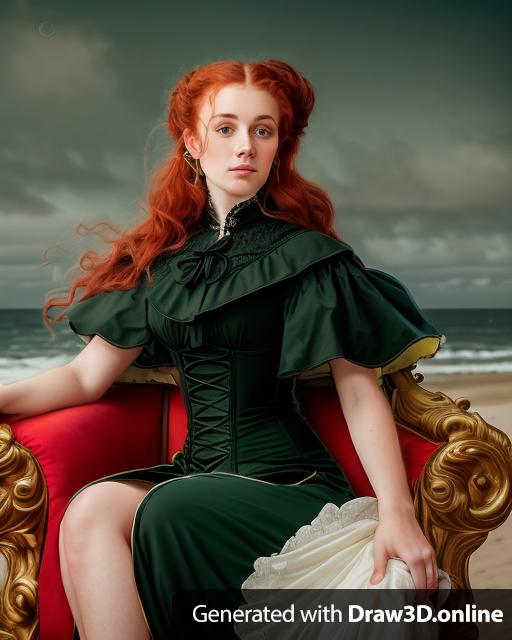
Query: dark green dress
66 193 444 639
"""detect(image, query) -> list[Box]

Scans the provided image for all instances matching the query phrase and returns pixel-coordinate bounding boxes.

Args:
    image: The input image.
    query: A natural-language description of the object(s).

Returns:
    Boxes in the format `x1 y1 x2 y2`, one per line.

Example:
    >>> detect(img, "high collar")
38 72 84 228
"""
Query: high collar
200 189 267 233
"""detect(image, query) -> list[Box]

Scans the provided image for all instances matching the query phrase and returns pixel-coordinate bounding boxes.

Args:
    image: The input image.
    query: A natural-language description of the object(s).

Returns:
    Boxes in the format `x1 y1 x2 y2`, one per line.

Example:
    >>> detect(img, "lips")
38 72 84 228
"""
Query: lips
230 165 256 171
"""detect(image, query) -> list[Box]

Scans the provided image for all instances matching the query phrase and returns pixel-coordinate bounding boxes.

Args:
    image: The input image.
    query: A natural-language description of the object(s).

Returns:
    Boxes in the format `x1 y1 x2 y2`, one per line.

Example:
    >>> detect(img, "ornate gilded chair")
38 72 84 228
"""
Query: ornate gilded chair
1 362 511 640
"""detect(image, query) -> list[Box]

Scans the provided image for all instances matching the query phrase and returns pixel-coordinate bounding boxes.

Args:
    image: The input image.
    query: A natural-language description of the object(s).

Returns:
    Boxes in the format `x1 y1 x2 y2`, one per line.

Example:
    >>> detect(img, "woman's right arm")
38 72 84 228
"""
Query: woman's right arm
0 335 144 417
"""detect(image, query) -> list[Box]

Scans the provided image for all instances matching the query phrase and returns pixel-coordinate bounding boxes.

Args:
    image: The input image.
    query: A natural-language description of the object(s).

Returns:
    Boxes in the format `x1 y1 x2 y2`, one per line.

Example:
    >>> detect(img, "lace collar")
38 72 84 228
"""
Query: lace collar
200 189 267 233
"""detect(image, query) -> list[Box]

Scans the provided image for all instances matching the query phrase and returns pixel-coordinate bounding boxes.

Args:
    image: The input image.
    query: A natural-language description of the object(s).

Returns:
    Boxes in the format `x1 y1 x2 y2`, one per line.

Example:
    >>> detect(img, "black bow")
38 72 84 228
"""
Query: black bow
171 237 233 288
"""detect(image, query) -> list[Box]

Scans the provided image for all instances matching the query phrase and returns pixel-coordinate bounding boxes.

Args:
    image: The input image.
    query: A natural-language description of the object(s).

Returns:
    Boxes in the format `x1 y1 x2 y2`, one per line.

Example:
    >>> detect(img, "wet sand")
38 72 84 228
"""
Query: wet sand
420 373 512 588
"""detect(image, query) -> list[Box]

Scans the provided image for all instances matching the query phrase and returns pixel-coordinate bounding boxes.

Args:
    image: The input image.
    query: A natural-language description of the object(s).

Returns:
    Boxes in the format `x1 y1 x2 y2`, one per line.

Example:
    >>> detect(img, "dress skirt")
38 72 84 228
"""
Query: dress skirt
67 465 355 640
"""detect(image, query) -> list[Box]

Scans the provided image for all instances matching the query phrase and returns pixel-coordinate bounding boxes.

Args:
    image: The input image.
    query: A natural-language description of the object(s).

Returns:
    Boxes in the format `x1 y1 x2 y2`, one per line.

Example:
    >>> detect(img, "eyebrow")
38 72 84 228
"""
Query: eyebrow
212 113 277 124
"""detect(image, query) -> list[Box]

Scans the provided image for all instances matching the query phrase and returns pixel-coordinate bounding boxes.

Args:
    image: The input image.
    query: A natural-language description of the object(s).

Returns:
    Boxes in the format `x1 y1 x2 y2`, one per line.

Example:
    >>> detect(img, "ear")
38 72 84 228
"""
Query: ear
183 128 202 159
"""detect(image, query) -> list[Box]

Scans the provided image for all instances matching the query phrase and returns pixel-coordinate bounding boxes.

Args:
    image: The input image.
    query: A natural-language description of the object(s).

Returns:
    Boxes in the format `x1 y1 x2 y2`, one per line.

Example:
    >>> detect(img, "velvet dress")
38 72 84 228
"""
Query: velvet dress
65 193 444 639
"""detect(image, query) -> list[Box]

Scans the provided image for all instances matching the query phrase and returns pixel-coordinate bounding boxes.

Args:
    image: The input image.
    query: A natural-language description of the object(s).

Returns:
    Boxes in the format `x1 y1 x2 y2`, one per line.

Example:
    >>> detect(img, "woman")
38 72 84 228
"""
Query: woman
1 59 446 639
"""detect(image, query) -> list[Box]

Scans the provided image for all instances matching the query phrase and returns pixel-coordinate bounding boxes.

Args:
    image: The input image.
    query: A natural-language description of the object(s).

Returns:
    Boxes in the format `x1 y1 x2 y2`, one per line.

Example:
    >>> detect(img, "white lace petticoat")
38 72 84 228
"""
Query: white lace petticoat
234 496 452 639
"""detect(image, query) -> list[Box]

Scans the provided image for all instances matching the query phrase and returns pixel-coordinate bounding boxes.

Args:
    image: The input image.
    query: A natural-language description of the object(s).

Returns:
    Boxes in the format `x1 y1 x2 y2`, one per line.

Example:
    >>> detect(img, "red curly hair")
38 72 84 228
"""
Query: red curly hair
43 58 341 334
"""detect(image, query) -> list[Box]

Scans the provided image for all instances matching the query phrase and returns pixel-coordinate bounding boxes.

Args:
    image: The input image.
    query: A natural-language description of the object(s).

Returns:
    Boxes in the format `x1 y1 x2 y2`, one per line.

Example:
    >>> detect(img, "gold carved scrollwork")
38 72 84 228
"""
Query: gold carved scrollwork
385 368 512 589
0 423 48 640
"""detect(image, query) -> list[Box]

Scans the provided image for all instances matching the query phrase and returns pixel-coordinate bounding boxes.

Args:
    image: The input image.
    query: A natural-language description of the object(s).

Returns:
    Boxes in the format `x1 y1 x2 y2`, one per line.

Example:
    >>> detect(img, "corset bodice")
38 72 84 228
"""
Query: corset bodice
67 191 444 497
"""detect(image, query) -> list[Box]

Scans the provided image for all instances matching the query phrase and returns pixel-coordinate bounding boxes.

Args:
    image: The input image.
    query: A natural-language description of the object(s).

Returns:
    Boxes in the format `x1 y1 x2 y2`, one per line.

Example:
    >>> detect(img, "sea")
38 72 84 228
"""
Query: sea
0 308 511 385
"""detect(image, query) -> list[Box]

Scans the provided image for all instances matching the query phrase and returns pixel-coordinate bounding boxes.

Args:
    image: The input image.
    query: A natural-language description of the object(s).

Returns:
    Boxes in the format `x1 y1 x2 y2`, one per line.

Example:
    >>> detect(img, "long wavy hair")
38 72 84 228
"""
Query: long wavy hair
43 58 340 334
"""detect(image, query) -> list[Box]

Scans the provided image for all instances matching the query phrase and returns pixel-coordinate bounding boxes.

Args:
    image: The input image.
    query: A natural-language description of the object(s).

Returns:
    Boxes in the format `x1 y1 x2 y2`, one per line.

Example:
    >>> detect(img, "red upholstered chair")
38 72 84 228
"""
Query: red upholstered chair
1 366 511 640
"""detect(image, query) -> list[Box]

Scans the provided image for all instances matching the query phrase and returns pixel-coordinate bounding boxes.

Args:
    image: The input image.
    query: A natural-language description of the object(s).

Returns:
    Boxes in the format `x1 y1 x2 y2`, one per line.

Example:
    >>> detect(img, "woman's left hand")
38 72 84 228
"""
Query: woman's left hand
369 509 439 591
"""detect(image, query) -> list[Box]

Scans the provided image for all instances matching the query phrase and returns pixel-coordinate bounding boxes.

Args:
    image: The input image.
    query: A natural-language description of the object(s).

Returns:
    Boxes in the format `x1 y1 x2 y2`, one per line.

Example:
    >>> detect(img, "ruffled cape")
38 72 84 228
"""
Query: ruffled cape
68 221 445 381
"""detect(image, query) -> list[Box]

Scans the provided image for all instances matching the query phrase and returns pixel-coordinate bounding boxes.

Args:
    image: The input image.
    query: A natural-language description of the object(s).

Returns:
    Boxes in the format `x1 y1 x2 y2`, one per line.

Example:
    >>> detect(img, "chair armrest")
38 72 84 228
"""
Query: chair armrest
0 384 167 640
296 368 512 590
385 368 512 588
8 384 166 499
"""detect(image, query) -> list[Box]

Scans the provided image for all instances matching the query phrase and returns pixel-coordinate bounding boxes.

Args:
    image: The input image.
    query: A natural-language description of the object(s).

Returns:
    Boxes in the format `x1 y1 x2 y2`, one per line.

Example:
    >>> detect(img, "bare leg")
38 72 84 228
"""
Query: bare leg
59 526 87 638
59 480 156 640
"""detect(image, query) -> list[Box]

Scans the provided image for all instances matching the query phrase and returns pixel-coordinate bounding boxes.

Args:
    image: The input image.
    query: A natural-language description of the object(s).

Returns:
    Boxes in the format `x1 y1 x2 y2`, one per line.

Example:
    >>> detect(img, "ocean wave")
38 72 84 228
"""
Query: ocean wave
0 355 72 384
417 361 512 374
1 352 512 385
433 348 512 360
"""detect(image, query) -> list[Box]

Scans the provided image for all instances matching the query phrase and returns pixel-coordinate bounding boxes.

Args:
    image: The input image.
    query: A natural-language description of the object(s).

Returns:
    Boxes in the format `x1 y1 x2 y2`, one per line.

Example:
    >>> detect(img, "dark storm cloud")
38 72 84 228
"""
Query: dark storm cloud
322 134 512 217
0 150 125 216
302 132 512 273
0 178 59 216
0 6 150 216
1 0 511 306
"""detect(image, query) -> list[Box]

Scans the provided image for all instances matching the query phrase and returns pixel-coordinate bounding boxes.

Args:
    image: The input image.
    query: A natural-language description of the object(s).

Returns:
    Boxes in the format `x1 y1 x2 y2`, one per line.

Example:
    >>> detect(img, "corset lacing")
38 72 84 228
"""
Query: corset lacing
180 348 234 472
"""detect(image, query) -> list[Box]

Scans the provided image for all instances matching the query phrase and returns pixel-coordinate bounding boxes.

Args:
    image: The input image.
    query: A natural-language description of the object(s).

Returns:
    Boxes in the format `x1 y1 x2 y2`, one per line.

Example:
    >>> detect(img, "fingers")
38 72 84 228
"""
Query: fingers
408 556 428 592
371 551 437 590
409 548 439 594
370 549 388 585
428 555 439 591
421 547 439 591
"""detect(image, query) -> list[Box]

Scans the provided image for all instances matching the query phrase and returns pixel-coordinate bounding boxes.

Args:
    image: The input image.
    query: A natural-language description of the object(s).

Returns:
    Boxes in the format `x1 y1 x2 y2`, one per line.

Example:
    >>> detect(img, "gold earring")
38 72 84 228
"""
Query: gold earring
183 150 204 184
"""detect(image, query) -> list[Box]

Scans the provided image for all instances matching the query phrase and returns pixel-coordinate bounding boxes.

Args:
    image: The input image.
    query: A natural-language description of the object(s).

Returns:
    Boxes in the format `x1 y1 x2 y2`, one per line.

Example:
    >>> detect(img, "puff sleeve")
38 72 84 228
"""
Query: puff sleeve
67 274 173 369
278 252 445 380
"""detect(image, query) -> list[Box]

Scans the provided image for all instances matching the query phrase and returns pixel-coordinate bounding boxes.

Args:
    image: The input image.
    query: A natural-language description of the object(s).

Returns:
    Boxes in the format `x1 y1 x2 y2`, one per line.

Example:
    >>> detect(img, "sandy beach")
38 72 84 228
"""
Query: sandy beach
419 372 512 588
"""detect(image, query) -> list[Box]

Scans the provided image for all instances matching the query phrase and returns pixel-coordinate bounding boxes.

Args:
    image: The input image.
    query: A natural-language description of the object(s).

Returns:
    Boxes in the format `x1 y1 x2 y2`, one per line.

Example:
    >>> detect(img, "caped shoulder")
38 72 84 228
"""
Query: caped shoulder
147 222 361 323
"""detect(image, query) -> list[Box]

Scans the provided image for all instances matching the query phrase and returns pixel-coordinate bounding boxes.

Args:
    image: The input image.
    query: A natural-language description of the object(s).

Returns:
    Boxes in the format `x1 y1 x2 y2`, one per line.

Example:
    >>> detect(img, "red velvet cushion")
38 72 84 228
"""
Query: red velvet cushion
4 385 163 640
167 387 189 460
295 384 440 497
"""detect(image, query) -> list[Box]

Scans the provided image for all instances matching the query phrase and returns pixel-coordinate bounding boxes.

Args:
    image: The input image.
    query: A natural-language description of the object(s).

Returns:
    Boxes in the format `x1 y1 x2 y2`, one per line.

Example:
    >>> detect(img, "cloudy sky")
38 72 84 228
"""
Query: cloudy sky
1 0 511 308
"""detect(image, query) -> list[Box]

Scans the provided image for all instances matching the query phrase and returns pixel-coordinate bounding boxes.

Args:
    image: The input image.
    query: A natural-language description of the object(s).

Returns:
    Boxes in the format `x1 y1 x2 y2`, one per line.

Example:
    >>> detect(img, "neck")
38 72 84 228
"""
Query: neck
206 185 259 230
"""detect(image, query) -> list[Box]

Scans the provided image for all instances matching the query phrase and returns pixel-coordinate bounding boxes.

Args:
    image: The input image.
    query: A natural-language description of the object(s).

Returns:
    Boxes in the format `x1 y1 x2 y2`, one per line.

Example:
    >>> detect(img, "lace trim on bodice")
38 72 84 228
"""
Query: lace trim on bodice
152 218 304 289
201 191 262 231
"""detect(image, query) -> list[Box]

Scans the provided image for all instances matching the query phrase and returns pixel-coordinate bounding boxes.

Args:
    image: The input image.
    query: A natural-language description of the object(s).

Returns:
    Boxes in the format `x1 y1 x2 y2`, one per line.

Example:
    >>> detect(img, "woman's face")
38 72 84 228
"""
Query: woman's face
184 83 280 203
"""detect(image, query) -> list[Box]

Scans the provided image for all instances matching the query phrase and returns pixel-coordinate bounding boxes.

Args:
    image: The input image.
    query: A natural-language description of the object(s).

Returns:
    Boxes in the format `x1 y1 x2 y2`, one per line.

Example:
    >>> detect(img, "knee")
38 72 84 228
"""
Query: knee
59 484 113 558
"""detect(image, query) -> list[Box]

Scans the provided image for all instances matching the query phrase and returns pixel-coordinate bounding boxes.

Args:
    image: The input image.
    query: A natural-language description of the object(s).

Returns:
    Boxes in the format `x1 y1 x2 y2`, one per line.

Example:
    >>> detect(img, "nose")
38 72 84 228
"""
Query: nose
235 129 255 157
